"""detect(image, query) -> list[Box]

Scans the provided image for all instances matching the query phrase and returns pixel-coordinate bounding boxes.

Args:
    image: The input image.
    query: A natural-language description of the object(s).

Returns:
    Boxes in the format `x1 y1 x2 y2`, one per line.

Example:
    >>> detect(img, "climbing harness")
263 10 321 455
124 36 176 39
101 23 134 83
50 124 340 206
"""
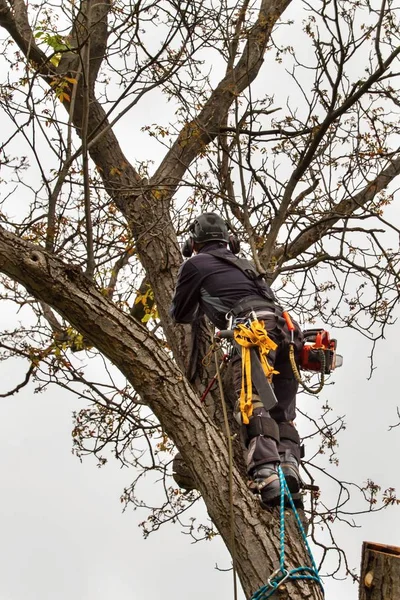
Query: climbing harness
233 318 278 424
205 310 343 410
251 466 324 599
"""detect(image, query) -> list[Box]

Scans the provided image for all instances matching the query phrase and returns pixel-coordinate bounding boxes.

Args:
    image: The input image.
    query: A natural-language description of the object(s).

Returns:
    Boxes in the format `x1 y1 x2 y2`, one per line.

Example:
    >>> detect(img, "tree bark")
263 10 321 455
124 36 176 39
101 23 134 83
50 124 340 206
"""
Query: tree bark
359 541 400 600
0 225 323 600
4 2 399 598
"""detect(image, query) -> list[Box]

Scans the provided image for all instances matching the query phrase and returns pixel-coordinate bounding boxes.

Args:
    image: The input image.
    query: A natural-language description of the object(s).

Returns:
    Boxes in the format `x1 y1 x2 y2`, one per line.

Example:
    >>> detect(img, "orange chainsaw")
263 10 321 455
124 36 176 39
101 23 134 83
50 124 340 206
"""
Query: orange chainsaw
300 329 343 374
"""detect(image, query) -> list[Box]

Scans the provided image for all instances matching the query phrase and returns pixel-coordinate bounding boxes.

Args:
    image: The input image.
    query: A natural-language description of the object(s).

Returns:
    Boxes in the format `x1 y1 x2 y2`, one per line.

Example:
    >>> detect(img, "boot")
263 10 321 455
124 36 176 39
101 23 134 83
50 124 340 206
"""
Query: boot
280 450 303 509
280 450 301 493
251 463 283 508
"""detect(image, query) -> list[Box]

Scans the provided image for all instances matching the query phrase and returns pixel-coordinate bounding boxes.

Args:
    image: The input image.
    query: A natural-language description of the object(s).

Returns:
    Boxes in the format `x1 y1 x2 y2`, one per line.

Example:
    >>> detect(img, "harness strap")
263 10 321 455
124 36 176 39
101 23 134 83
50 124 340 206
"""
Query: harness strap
205 249 276 303
248 347 279 412
251 473 279 492
228 295 276 317
233 320 278 424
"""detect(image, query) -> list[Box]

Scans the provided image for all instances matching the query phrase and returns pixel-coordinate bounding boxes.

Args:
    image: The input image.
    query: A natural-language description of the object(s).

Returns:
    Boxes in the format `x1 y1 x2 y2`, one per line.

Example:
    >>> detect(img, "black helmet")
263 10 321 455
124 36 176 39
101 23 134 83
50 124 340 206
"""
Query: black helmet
189 213 230 243
182 212 240 257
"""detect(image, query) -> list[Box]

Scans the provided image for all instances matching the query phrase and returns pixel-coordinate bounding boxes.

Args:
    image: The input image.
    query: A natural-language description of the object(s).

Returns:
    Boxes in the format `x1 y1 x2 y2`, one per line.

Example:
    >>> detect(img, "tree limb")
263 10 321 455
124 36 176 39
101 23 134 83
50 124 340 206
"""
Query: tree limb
0 224 323 600
270 154 400 275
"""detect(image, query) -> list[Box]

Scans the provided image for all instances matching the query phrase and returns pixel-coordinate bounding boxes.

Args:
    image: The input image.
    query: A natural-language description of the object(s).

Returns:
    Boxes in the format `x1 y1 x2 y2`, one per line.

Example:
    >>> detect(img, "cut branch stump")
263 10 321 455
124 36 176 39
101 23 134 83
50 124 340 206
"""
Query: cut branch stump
359 541 400 600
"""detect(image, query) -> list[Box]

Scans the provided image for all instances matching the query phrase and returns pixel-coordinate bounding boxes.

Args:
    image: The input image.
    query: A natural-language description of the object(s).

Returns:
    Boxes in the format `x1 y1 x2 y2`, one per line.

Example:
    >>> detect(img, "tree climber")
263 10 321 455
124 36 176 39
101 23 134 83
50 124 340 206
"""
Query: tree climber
170 213 304 508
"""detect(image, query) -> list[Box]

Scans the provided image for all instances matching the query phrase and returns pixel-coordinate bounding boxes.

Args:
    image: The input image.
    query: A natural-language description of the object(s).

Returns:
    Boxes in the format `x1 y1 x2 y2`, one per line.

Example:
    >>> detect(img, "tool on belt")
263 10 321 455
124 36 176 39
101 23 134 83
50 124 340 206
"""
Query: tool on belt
300 329 343 373
282 311 343 394
216 313 278 424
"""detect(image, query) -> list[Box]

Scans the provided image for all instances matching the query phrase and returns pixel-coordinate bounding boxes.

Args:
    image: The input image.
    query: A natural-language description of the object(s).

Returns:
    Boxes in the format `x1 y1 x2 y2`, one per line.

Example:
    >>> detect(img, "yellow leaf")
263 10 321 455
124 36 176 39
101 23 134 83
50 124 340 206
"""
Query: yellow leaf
110 166 122 176
134 292 144 305
58 91 70 103
50 53 62 67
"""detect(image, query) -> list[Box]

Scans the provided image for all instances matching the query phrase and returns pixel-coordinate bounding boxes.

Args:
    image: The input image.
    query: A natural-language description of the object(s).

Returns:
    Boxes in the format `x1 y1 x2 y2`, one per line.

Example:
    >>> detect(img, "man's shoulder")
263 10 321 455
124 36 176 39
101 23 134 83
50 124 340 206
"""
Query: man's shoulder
178 255 207 277
186 253 215 266
189 252 211 262
179 252 220 276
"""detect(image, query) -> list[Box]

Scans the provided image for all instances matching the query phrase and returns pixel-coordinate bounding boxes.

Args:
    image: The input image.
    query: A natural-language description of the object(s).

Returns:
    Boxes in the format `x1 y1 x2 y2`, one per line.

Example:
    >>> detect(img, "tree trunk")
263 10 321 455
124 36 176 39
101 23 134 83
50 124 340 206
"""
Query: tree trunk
359 541 400 600
0 225 324 600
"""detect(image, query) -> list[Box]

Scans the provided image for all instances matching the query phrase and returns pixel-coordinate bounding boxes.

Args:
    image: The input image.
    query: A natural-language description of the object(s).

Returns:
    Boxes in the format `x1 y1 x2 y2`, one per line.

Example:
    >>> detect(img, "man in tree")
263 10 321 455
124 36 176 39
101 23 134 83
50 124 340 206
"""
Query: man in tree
171 212 304 507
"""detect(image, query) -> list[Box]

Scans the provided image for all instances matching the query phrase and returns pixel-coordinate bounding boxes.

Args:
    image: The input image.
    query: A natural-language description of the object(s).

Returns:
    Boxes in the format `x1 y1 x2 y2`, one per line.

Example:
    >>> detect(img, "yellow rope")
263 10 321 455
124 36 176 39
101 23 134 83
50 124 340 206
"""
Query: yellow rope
233 320 278 425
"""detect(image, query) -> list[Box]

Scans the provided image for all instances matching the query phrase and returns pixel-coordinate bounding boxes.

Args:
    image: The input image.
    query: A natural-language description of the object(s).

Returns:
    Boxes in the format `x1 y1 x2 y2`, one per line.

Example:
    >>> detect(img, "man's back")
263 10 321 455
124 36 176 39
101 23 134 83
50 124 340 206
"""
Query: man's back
170 242 274 329
170 215 303 509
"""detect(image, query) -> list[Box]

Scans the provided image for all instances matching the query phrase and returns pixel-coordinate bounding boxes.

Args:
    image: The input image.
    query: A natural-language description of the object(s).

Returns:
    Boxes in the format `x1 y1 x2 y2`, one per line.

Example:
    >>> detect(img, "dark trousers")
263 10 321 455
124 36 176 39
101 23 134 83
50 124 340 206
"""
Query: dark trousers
231 306 304 473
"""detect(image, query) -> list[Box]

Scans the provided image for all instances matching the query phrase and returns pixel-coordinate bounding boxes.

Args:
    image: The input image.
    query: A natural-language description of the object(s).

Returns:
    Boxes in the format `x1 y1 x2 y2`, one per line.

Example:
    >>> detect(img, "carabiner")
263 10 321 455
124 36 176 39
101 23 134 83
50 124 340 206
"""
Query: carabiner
267 567 290 589
225 313 233 331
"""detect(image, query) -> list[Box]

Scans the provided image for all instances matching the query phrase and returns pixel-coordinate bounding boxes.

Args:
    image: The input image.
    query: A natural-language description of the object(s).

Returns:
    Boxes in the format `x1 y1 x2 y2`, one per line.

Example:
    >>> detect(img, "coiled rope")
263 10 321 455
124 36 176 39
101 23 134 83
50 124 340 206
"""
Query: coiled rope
233 320 278 424
288 343 326 395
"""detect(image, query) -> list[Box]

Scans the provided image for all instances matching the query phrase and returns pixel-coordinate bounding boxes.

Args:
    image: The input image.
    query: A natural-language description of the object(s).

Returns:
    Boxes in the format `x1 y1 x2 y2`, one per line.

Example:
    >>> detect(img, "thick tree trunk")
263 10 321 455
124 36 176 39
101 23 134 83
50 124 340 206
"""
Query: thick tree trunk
0 226 323 600
359 541 400 600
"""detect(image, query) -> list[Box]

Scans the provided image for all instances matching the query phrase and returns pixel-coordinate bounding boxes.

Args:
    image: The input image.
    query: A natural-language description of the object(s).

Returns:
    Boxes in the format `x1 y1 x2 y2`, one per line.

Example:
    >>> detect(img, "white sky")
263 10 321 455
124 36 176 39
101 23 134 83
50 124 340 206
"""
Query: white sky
0 303 399 600
1 2 400 598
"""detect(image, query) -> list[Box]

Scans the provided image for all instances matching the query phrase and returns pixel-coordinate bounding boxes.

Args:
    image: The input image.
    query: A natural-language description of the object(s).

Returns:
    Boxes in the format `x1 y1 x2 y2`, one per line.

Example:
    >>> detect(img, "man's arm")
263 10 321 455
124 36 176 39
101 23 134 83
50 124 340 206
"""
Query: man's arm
170 260 202 323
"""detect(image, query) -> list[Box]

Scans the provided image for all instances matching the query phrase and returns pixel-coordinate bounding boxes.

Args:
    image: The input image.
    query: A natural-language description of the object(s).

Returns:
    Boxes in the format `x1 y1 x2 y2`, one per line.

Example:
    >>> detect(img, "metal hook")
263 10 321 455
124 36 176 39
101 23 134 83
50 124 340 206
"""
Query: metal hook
267 568 290 589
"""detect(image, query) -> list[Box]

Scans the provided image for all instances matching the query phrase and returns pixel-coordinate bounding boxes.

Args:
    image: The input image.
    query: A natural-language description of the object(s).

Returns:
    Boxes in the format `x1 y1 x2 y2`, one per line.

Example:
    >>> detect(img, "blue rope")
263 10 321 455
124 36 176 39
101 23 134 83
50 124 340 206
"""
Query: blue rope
251 466 324 599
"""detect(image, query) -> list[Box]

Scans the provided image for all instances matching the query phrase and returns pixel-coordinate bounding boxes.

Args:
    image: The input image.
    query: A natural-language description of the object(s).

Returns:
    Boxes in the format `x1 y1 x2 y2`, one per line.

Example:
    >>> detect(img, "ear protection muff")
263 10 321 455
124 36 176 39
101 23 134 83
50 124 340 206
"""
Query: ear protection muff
181 215 240 257
182 236 194 258
228 232 240 255
182 233 240 257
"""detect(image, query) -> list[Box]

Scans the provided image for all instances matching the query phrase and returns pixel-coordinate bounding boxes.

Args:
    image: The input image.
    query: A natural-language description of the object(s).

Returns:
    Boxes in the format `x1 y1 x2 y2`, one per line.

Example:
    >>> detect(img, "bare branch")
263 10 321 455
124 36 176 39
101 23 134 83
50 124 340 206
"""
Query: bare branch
271 154 400 270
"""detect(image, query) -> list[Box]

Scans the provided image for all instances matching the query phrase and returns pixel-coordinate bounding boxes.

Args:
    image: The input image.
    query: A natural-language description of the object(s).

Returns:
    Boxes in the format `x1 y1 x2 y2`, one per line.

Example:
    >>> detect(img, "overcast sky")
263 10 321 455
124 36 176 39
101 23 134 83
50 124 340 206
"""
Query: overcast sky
1 3 400 598
1 300 399 600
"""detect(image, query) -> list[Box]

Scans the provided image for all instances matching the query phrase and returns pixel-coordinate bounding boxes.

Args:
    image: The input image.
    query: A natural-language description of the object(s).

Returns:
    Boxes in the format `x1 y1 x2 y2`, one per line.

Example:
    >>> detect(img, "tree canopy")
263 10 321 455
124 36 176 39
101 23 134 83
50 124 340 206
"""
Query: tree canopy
0 0 399 598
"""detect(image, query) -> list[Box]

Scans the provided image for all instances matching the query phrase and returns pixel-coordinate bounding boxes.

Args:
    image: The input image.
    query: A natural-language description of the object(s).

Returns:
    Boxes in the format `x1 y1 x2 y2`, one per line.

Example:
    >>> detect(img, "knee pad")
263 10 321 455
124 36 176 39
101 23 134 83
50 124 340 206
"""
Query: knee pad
243 415 280 448
278 422 304 458
278 422 300 445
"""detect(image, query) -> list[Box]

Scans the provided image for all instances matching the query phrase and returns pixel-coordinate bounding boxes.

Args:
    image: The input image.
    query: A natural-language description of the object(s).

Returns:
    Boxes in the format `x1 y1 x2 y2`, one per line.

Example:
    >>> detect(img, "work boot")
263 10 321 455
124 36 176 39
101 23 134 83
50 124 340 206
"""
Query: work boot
280 450 301 493
280 451 303 509
251 463 283 508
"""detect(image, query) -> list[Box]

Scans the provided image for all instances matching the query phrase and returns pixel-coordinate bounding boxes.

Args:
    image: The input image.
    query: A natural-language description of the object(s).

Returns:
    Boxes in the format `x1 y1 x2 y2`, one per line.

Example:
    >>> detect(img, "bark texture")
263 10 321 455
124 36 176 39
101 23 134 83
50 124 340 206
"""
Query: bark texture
359 541 400 600
0 225 323 600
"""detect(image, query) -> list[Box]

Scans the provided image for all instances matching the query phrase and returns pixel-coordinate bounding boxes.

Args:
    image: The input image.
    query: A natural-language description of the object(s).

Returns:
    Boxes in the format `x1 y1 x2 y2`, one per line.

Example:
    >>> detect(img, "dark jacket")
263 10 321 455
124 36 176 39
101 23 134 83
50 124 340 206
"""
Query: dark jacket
170 243 275 330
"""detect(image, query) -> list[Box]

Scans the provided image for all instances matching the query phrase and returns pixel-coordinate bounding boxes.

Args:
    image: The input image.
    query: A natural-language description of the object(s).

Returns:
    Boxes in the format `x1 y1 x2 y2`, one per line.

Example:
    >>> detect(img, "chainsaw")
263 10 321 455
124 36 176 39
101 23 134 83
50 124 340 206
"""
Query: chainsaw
300 329 343 374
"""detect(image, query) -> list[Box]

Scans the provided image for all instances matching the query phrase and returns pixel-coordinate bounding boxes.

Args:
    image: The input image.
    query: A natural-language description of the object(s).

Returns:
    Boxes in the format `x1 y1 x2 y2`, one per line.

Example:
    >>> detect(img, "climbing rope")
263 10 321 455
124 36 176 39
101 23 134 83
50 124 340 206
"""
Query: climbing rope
214 348 239 600
202 338 221 367
251 466 324 599
233 320 278 424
